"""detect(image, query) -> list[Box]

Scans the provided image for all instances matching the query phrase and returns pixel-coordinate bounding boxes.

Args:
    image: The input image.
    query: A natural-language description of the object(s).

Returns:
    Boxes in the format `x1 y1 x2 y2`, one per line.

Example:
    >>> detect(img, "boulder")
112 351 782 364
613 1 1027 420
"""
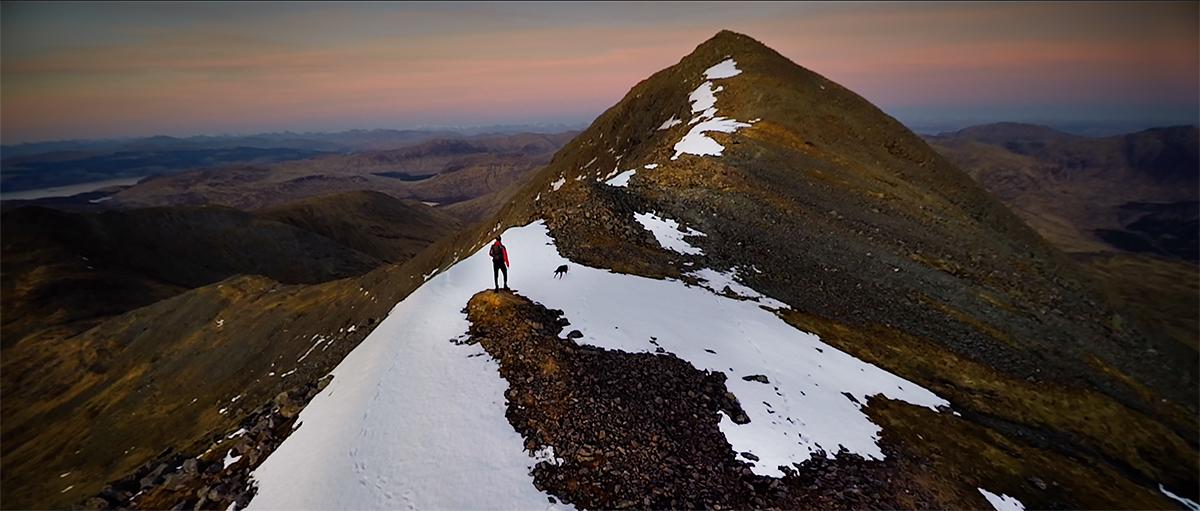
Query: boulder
275 391 302 418
181 458 200 474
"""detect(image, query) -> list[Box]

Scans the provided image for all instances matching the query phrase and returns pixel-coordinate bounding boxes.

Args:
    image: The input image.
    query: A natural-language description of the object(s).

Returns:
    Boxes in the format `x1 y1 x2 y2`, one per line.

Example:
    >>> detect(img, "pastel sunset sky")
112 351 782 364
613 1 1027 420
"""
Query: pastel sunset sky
3 2 1197 144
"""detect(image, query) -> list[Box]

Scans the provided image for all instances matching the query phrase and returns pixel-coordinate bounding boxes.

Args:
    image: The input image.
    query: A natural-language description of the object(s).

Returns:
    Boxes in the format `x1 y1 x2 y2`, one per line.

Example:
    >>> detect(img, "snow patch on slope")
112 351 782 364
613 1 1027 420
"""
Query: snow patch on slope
978 488 1025 511
532 445 563 467
674 117 752 159
223 449 242 470
687 82 721 119
605 169 636 188
704 58 742 79
634 212 705 255
686 267 786 308
1161 484 1200 511
672 59 754 160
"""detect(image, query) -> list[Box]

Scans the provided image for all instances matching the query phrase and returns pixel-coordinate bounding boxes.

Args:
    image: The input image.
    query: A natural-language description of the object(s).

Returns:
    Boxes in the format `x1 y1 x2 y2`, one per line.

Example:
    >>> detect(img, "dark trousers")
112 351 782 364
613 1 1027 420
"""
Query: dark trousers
493 260 507 288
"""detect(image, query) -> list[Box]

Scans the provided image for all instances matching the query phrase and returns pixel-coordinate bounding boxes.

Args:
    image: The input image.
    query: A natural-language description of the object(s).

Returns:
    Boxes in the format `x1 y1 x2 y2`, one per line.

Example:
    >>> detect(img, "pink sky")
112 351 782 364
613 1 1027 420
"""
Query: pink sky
2 2 1197 143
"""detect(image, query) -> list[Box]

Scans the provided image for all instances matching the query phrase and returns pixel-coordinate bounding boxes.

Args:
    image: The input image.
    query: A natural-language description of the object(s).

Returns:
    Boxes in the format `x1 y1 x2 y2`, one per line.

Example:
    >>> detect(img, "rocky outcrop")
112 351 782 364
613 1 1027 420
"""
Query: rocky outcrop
466 290 757 508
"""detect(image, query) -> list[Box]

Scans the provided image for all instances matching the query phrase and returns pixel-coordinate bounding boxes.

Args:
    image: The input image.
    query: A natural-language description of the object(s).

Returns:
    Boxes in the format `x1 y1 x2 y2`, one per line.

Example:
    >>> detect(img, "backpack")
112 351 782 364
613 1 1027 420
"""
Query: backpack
490 242 503 261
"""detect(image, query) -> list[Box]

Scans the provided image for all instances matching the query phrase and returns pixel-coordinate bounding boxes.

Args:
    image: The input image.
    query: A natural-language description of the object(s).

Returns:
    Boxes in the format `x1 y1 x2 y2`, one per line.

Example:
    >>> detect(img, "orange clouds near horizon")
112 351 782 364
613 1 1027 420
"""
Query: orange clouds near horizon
2 2 1196 144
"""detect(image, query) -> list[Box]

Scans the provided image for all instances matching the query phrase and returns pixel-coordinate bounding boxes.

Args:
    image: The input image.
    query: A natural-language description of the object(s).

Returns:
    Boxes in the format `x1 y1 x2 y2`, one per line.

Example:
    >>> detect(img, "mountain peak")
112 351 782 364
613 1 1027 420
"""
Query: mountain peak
472 29 1197 509
516 29 1042 260
693 29 776 57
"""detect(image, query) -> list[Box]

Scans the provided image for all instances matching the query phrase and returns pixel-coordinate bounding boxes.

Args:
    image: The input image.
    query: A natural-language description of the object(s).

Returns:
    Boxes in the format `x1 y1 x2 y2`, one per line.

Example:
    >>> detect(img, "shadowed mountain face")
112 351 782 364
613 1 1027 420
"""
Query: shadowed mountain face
925 122 1199 260
10 205 381 287
1 204 375 348
1 190 462 349
466 30 1196 508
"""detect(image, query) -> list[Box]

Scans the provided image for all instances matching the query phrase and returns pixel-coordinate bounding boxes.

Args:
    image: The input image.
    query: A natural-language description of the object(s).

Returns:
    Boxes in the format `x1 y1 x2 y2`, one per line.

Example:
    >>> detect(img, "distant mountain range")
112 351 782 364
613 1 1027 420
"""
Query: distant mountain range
925 122 1198 262
97 131 578 221
0 124 589 159
1 131 578 225
1 147 331 194
0 126 587 195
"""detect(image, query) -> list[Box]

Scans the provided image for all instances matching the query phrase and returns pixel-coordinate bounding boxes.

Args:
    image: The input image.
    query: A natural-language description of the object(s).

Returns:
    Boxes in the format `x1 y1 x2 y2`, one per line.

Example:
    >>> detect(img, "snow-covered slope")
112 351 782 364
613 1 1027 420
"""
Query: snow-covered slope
249 220 948 508
247 241 567 510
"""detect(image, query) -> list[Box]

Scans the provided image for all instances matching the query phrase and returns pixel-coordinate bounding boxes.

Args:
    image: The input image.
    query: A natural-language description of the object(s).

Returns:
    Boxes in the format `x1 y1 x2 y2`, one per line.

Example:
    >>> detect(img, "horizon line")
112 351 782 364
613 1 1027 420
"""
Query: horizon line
5 117 1199 147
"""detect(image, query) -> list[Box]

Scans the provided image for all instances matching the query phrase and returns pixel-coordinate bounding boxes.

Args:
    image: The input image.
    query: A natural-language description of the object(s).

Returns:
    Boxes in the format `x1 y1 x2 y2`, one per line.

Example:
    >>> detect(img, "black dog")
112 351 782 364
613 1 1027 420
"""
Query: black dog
553 264 569 279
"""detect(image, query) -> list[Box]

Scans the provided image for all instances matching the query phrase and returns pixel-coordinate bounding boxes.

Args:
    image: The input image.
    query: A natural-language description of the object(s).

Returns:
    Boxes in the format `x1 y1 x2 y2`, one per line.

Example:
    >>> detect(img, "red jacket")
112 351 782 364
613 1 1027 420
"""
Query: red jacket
490 242 508 266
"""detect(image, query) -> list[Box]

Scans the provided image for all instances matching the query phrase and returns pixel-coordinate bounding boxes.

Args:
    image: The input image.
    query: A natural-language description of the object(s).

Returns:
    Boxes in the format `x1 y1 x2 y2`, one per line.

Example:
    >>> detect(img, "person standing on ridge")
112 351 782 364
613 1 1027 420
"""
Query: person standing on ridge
490 236 509 291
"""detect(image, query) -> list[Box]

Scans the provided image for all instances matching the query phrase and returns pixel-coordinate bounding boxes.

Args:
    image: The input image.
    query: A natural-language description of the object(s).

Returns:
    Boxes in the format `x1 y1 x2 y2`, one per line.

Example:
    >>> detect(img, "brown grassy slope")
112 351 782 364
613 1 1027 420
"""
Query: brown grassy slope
0 150 542 508
474 29 1197 506
1077 252 1200 351
254 190 463 263
1 273 376 510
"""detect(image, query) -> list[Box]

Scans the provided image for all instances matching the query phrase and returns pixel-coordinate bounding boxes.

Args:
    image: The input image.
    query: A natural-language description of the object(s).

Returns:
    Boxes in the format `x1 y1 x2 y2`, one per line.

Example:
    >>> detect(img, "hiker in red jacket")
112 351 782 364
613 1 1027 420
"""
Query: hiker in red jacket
490 236 509 291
